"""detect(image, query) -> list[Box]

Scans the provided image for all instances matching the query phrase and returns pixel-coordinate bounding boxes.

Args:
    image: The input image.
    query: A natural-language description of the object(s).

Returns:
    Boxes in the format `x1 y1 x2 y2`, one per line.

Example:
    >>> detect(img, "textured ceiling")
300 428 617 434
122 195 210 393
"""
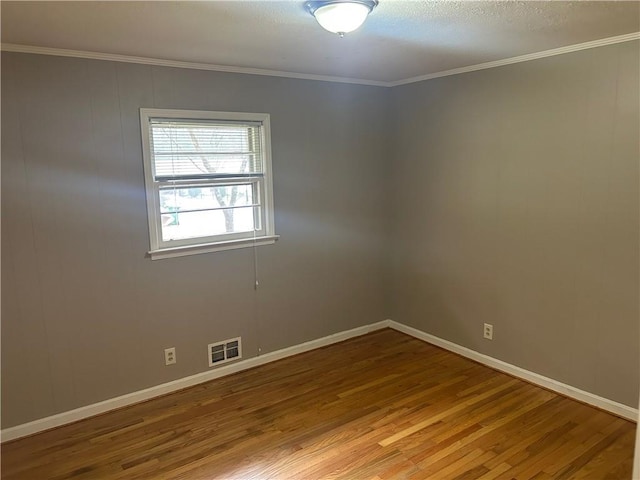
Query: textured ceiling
2 1 639 84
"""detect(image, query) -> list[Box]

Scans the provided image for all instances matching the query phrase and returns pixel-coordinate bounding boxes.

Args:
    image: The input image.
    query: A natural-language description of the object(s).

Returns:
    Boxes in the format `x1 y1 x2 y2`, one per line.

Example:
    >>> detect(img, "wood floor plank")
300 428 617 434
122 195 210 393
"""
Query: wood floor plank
1 329 636 479
568 428 636 479
476 462 512 480
378 379 519 447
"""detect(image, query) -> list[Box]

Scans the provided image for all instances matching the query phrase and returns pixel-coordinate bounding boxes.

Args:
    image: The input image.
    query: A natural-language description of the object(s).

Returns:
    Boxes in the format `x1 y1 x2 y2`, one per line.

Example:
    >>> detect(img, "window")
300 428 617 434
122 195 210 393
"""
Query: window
140 109 277 259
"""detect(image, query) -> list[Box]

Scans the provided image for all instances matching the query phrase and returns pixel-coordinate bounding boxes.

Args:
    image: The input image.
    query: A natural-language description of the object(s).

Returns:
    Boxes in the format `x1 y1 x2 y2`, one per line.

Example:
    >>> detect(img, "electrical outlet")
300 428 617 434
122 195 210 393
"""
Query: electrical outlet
164 347 176 365
483 323 494 340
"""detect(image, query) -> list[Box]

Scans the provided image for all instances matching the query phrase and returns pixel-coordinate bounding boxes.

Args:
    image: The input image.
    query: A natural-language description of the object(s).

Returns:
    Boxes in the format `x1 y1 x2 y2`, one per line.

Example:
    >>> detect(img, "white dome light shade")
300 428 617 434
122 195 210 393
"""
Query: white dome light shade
307 1 378 36
314 3 369 34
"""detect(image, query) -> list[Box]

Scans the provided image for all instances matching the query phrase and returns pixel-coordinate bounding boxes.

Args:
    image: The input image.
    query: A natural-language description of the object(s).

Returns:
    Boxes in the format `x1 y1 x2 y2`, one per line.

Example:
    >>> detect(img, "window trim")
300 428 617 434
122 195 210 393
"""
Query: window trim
140 108 277 260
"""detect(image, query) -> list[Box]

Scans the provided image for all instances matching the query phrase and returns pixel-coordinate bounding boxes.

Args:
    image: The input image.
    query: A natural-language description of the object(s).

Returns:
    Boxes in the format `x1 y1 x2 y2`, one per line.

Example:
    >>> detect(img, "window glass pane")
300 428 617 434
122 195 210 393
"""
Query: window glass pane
161 207 257 241
150 121 262 177
159 185 255 214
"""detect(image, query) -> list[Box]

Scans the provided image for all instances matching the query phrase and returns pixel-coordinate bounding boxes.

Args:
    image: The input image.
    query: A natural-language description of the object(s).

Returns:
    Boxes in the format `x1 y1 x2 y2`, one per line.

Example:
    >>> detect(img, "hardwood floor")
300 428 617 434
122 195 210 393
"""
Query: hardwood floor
2 329 636 479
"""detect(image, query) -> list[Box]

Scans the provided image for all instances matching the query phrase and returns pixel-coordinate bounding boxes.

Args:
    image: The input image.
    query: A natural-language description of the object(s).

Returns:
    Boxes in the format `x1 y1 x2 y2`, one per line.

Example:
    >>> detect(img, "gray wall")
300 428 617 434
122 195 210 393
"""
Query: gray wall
2 40 639 429
1 53 391 428
390 41 639 407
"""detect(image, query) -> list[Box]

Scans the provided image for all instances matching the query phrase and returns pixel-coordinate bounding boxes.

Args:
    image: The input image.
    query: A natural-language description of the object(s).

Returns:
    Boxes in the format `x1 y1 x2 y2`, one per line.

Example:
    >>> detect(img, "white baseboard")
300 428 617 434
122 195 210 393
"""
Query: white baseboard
3 318 636 442
387 320 638 422
0 320 390 442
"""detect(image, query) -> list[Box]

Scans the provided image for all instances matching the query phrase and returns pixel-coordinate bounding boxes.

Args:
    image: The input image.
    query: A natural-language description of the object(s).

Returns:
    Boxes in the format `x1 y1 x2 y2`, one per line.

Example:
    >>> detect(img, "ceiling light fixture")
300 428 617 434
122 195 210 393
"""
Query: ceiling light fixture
306 0 378 37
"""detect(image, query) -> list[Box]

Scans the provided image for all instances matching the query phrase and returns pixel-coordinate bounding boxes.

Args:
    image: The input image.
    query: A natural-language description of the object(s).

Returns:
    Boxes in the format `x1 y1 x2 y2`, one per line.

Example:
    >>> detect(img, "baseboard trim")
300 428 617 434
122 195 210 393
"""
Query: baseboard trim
387 320 638 422
3 319 635 441
0 320 390 442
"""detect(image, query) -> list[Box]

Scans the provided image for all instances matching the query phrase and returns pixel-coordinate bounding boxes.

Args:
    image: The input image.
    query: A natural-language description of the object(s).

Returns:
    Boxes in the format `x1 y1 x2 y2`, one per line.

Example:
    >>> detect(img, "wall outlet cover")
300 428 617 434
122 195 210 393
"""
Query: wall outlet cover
164 347 176 365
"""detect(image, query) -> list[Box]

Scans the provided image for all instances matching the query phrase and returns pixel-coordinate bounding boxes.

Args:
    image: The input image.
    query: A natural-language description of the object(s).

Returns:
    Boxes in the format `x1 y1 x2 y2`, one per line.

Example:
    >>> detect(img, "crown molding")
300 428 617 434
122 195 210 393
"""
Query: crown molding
389 32 640 87
2 31 639 88
0 43 388 88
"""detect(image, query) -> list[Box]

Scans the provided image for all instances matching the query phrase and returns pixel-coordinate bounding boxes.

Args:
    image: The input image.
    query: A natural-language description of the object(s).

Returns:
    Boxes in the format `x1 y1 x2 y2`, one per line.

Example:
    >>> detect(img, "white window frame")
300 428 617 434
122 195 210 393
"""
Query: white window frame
140 108 278 260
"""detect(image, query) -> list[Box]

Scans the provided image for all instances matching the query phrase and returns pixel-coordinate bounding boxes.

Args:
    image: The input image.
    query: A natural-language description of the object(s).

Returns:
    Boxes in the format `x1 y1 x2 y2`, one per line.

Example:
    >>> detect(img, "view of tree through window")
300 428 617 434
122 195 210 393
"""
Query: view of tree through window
150 121 263 241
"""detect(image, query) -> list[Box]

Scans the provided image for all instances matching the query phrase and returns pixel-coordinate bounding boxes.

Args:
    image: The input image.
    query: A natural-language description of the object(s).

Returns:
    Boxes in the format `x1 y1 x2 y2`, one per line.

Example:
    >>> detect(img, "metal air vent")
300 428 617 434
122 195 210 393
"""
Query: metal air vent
208 337 242 367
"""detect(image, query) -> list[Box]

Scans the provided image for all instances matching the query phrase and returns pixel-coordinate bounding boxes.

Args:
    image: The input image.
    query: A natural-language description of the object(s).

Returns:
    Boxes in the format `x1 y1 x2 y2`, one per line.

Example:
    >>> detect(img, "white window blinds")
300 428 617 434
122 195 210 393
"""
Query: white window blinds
149 120 264 179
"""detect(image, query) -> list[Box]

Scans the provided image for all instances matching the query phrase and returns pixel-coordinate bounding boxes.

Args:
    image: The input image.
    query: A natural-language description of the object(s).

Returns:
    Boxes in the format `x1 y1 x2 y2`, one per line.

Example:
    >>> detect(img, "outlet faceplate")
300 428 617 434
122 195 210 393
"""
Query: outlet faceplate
164 347 176 365
483 323 494 340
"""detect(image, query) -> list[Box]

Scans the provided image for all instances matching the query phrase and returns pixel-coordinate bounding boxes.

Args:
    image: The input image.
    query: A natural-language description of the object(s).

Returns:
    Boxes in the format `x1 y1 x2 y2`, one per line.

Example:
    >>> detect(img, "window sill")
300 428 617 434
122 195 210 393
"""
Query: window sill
148 235 280 260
